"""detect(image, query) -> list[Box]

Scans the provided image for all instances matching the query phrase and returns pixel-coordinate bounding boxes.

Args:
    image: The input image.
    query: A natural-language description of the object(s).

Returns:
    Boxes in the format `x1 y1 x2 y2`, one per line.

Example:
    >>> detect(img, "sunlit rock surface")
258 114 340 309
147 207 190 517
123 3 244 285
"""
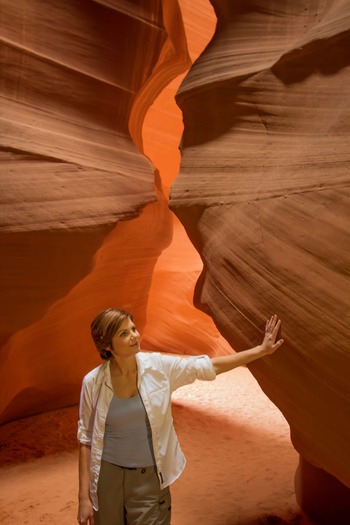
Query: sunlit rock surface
0 0 190 421
170 1 350 522
0 0 227 427
1 0 350 522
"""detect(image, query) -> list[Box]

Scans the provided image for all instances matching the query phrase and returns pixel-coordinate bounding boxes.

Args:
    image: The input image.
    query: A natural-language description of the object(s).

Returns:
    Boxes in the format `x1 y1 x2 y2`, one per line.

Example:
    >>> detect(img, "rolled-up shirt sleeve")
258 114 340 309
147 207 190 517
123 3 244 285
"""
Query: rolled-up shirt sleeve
160 354 216 392
77 376 94 445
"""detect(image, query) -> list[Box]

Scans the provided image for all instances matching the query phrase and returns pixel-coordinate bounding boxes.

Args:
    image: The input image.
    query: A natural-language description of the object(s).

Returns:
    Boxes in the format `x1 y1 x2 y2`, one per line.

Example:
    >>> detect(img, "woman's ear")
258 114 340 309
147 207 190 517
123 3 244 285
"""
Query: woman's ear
105 342 113 359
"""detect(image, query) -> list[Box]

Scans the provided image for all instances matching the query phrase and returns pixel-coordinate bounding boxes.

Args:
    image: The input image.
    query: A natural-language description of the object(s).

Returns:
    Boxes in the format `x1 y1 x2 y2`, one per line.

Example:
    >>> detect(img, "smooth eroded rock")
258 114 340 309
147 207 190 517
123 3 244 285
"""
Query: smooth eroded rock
170 0 350 516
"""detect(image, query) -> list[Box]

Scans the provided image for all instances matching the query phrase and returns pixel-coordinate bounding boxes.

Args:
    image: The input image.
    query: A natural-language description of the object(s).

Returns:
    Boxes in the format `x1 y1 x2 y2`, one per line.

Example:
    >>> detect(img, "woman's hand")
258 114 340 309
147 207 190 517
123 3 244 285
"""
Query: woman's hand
260 314 284 356
211 314 285 375
77 499 94 525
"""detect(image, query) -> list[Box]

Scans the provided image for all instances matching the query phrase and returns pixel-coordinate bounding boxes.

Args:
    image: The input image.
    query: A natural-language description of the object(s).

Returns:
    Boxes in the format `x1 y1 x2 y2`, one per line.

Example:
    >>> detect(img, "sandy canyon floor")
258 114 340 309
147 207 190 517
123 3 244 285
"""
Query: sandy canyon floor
0 367 317 525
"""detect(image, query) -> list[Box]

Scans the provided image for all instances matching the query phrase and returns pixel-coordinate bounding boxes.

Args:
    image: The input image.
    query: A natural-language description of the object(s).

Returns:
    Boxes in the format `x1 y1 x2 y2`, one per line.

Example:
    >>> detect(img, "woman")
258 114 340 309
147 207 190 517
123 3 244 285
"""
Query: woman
77 308 284 525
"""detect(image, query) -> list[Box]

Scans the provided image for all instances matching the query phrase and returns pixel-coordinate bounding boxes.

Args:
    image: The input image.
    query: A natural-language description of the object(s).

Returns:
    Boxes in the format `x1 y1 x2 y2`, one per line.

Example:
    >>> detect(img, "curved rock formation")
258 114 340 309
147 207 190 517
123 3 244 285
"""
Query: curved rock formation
0 0 190 422
0 0 226 427
170 1 350 522
2 0 349 521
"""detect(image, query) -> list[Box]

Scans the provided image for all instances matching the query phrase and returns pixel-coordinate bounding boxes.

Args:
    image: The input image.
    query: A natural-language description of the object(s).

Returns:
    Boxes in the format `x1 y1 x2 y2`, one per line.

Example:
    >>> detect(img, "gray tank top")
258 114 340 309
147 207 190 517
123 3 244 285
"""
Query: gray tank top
102 392 155 467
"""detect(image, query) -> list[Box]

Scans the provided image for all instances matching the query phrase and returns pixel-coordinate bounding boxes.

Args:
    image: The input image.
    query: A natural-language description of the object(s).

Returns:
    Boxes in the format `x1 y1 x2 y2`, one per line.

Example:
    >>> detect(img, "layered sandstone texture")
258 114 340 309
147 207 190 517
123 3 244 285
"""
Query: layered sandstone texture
170 1 350 523
0 0 228 426
1 0 350 523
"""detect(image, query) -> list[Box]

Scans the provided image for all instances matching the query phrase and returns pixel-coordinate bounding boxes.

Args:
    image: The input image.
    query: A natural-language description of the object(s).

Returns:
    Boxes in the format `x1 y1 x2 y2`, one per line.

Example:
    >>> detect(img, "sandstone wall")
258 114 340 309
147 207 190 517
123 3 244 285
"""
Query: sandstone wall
1 1 349 522
0 0 227 426
0 0 189 422
170 1 350 522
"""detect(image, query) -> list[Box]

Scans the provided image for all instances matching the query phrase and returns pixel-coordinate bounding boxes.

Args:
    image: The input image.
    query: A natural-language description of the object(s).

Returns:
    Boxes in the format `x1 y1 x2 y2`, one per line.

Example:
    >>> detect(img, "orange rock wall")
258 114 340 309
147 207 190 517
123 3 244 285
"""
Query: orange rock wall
0 0 227 424
1 1 350 522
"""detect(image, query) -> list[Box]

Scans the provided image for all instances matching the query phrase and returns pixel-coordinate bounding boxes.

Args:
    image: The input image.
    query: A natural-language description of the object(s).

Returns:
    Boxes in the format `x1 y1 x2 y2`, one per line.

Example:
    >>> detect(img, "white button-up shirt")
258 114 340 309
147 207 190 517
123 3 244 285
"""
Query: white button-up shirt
77 351 216 510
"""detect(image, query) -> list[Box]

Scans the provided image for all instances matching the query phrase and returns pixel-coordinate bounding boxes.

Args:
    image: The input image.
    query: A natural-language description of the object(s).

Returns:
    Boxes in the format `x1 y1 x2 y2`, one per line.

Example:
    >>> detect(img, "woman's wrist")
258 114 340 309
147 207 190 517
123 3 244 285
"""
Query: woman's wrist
78 494 91 504
257 344 270 357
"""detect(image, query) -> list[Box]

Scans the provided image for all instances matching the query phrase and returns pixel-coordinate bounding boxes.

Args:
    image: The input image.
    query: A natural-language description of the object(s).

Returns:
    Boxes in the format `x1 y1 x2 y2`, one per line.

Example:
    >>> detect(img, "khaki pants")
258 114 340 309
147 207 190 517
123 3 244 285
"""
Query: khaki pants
94 460 171 525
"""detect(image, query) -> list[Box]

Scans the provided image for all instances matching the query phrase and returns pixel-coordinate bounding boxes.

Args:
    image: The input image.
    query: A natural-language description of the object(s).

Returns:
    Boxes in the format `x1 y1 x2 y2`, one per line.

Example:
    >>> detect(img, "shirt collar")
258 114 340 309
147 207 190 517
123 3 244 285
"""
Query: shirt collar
95 360 113 390
97 352 153 388
136 352 154 377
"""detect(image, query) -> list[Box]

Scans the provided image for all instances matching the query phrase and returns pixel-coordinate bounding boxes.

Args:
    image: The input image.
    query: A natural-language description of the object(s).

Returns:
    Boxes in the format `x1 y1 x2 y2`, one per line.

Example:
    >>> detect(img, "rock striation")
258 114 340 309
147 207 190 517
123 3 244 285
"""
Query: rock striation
1 0 350 522
170 1 350 522
0 0 190 422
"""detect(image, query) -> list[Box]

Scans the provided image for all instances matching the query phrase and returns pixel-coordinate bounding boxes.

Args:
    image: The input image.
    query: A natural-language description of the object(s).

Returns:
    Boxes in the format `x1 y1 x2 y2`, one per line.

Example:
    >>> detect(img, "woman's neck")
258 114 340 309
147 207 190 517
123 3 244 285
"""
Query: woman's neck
110 355 137 377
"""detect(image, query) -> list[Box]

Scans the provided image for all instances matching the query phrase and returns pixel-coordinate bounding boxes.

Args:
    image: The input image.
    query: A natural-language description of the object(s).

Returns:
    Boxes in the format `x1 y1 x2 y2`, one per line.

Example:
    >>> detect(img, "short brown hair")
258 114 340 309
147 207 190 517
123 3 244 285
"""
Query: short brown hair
91 307 133 360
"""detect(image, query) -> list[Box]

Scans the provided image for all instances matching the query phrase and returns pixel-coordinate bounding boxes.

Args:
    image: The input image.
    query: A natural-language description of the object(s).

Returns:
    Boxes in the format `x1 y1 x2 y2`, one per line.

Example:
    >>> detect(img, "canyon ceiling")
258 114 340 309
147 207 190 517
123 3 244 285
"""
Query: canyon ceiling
0 1 349 523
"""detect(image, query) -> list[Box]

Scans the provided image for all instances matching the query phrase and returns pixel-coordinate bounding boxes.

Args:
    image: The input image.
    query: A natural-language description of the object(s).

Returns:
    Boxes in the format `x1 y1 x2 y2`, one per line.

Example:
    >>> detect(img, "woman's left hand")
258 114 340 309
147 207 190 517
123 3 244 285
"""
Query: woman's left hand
260 314 284 356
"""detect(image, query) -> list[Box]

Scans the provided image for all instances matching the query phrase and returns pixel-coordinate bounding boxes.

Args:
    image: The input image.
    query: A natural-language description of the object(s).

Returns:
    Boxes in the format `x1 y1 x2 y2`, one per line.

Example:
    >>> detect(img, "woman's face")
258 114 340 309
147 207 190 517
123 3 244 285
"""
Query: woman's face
109 316 140 357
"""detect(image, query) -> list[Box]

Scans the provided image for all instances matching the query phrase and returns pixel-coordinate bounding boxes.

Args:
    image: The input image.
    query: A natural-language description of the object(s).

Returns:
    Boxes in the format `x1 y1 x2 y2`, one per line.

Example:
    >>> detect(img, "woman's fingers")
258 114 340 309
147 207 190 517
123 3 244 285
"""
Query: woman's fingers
265 314 279 333
274 338 284 349
273 318 282 335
